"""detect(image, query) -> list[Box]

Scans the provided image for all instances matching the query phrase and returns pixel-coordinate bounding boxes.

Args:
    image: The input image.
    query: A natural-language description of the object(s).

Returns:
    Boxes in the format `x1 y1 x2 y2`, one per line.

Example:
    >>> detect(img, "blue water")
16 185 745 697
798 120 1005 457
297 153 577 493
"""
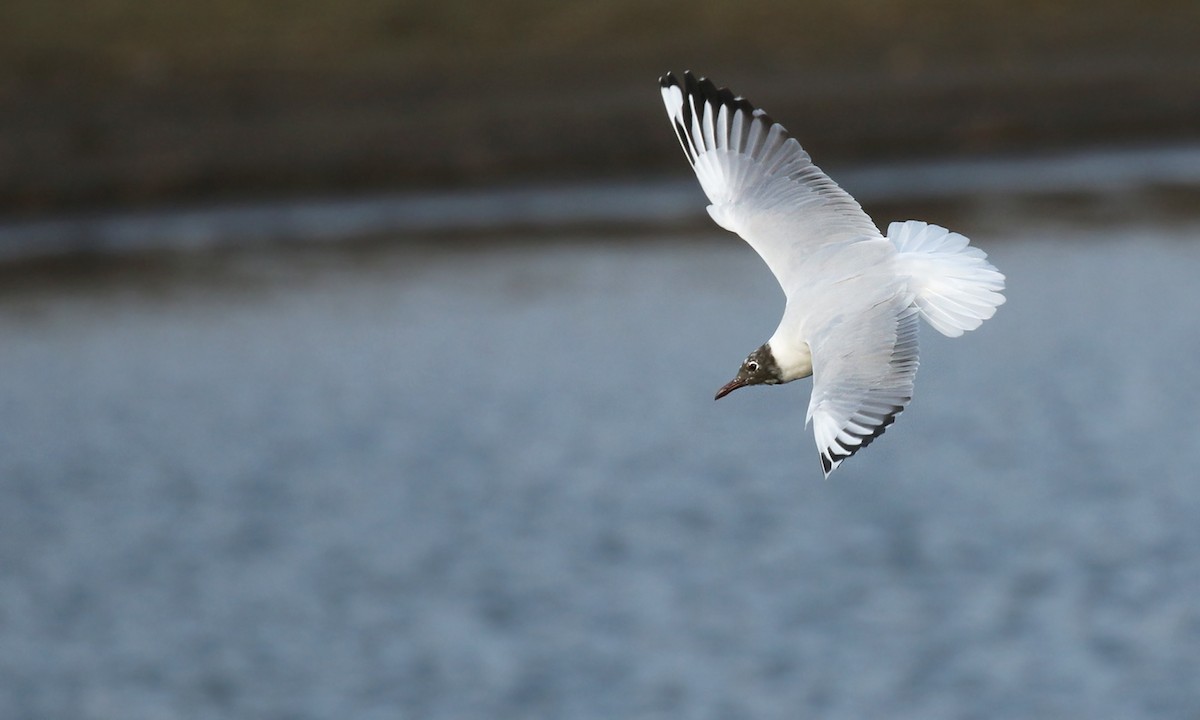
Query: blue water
1 218 1199 718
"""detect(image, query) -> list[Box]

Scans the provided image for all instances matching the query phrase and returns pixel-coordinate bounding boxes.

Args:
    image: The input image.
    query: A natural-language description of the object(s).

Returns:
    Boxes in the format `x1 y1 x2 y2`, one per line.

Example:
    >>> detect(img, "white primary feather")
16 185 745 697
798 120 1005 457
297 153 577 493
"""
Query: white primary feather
808 302 920 476
660 71 1004 476
660 72 880 291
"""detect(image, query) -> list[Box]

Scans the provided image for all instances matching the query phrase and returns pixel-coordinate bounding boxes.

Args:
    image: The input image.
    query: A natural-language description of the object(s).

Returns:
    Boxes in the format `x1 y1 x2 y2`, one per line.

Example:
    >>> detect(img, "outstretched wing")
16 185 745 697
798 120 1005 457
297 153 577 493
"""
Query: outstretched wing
806 290 920 477
659 71 882 297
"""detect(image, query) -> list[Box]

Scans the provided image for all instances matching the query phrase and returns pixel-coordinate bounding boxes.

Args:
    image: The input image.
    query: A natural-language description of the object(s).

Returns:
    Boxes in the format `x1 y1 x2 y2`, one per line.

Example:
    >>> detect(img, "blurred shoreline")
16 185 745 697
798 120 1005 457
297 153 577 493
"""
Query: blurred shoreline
4 1 1198 215
2 142 1198 266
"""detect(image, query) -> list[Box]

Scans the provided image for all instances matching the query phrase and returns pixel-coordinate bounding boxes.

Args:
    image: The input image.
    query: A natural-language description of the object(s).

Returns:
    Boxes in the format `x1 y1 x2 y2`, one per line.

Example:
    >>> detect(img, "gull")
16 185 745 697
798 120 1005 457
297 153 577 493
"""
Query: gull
660 71 1006 476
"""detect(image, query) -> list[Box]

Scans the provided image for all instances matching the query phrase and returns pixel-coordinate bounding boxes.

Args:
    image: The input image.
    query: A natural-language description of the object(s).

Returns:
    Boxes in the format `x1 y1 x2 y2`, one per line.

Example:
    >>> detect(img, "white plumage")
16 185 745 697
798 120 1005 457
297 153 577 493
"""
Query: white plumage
660 71 1005 476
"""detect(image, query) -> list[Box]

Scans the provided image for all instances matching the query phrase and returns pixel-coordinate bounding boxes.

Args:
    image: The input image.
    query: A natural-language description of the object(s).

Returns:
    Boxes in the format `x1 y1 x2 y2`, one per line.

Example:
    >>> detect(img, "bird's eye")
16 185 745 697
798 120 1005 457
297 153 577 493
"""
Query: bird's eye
746 361 759 373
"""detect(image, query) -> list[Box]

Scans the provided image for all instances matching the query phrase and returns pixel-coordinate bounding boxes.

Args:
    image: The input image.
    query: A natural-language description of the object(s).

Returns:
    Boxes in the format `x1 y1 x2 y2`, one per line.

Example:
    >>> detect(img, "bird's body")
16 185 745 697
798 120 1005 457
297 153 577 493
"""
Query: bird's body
660 71 1005 476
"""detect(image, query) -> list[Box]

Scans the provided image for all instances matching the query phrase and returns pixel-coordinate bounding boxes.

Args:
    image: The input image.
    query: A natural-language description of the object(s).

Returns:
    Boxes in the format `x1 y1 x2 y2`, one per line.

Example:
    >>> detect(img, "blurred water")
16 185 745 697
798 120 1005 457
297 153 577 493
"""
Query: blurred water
1 220 1200 719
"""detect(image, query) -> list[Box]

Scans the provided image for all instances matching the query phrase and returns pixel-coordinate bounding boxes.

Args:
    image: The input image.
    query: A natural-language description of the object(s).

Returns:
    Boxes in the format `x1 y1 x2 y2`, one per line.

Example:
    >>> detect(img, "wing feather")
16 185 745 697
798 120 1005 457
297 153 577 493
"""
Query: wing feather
660 71 882 298
807 300 920 477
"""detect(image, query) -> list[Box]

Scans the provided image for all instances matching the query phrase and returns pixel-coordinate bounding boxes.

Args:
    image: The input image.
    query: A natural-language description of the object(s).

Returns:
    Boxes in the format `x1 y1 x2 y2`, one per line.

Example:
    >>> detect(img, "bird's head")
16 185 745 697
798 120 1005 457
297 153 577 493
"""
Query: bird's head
715 344 783 400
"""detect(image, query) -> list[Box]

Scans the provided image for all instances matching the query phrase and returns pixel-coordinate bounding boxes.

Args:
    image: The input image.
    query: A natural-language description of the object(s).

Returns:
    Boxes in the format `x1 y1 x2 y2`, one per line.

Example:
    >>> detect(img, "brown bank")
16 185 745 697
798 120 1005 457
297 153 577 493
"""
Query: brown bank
2 0 1199 216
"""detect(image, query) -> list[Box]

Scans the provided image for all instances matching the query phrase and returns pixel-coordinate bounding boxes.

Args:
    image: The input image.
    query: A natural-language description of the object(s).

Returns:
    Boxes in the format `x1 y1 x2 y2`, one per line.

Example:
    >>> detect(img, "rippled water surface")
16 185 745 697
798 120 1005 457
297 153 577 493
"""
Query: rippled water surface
2 220 1200 719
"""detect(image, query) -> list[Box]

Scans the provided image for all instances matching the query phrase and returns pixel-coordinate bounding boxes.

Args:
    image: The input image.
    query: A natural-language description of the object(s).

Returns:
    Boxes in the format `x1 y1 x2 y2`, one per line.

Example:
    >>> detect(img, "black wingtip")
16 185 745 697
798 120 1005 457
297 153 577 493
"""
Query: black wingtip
659 70 696 89
661 71 765 123
822 402 907 475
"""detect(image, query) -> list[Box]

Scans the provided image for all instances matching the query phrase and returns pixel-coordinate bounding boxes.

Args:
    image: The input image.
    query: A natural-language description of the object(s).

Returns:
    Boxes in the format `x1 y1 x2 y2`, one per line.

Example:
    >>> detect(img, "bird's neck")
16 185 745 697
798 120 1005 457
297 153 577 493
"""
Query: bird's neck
764 338 813 382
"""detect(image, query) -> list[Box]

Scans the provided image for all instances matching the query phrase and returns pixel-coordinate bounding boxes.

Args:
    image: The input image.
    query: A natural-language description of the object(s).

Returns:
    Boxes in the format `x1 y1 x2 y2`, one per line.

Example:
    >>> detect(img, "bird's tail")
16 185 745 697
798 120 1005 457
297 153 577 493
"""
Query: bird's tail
888 220 1006 338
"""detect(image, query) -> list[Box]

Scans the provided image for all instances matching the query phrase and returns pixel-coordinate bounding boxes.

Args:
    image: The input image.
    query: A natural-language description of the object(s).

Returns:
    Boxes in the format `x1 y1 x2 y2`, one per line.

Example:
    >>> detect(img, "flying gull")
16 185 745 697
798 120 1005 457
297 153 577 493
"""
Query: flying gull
660 71 1006 476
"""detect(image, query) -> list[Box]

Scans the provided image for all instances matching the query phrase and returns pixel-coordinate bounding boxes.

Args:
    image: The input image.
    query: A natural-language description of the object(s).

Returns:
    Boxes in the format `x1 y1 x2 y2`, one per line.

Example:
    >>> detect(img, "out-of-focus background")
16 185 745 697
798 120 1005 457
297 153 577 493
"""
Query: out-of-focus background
3 0 1200 212
2 2 1200 719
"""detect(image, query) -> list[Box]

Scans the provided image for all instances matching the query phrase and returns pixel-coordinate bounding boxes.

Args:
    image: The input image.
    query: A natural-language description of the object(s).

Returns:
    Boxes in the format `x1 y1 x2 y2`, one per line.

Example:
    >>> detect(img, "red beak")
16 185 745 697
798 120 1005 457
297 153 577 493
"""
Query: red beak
714 378 748 400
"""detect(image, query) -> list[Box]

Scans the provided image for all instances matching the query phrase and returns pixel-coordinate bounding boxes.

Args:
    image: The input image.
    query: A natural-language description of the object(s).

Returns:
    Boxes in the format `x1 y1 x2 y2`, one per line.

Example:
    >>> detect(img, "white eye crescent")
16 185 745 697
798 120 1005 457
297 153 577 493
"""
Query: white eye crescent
746 361 759 373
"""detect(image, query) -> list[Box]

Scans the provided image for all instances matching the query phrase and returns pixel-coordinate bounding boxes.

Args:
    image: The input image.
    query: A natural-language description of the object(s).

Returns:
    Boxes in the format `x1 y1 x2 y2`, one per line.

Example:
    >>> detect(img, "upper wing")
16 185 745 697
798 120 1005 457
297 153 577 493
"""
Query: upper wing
660 71 882 297
805 290 921 477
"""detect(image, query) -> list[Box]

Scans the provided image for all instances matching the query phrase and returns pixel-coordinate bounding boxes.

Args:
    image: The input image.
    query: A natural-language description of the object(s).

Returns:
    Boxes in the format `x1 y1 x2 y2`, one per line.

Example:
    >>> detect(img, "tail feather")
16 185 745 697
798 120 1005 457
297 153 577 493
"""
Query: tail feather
888 220 1006 337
